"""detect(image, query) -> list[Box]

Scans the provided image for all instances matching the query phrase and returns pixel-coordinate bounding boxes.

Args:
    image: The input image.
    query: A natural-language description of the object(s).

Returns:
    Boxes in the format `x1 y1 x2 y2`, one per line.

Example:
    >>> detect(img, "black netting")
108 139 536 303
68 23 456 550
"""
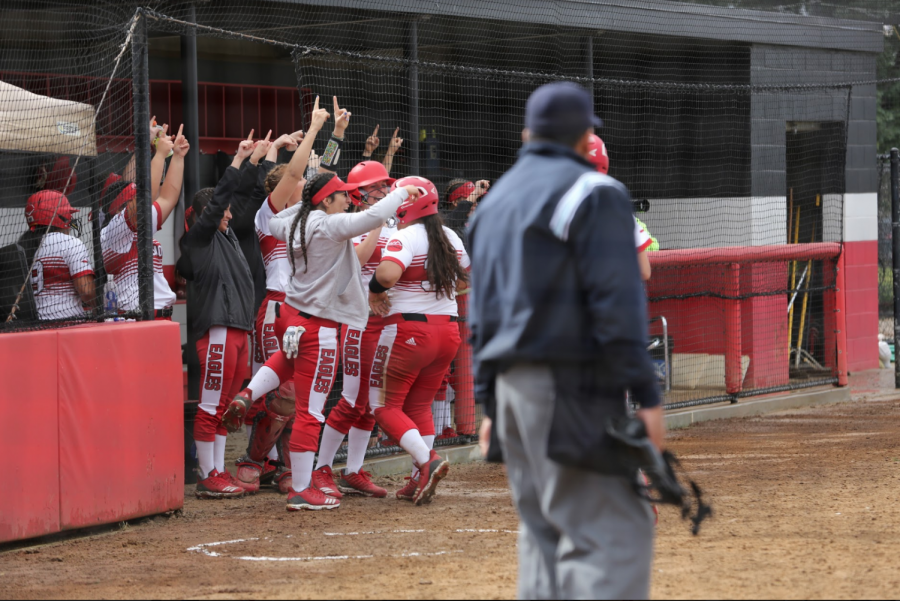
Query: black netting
0 1 894 452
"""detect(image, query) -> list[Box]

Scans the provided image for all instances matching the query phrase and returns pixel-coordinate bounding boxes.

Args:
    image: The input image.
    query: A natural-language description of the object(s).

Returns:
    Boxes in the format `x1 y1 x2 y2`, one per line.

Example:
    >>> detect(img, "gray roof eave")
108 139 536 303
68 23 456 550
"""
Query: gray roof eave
267 0 885 54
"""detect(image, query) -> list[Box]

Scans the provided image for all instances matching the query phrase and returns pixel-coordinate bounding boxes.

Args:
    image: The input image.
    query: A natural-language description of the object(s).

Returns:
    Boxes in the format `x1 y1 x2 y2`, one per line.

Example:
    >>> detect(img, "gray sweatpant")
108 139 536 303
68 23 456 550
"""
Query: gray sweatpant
496 364 655 600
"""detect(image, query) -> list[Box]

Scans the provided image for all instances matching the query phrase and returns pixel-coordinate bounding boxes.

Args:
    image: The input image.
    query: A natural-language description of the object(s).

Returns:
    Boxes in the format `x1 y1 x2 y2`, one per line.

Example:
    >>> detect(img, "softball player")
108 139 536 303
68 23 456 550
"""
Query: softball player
310 160 396 500
368 176 470 506
177 134 260 499
19 190 94 320
234 128 322 494
101 125 188 317
586 134 653 280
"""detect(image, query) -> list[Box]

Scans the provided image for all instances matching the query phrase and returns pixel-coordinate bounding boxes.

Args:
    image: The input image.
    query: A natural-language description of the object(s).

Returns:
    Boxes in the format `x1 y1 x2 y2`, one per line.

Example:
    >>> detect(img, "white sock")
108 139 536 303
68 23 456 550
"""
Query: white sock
411 434 436 480
290 451 315 492
196 441 215 480
247 366 281 401
345 427 371 475
267 445 279 461
315 425 345 470
399 429 431 467
214 434 227 473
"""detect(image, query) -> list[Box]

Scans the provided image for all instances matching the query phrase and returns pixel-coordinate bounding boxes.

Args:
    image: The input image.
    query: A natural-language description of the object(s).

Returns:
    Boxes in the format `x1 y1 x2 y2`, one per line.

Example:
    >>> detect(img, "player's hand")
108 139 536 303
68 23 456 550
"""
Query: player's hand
153 124 175 158
386 127 403 155
479 417 492 459
235 130 256 159
172 124 190 158
150 116 164 144
250 130 272 164
402 184 420 201
369 291 391 317
364 125 380 157
309 96 330 133
333 96 351 137
470 180 490 202
637 406 666 452
283 325 306 360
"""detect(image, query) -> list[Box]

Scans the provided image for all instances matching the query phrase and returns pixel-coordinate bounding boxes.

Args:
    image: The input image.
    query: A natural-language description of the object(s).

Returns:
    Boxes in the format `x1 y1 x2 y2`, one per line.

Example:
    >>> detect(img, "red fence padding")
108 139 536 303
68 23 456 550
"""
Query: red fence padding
57 321 184 529
649 242 842 268
0 331 60 544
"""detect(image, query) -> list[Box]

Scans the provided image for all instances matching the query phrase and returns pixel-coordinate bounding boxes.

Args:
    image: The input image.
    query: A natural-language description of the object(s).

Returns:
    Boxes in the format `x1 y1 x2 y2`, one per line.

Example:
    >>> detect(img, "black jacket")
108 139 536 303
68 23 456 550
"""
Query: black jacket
177 166 255 339
468 142 661 418
232 159 275 314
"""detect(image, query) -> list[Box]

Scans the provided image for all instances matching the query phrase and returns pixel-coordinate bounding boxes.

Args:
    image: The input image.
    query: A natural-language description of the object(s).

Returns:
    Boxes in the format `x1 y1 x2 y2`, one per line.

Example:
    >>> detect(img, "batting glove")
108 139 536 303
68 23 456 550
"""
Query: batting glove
283 325 306 359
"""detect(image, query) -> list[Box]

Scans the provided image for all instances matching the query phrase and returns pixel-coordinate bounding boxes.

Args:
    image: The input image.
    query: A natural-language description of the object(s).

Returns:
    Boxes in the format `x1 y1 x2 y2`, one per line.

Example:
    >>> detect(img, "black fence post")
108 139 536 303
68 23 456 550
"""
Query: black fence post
407 20 419 175
131 11 153 321
892 147 900 387
181 3 200 205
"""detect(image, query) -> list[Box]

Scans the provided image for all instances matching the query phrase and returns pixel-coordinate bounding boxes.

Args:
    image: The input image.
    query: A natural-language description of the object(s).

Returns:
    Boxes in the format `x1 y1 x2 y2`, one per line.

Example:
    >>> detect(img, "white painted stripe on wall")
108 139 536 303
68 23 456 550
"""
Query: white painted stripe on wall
843 192 877 242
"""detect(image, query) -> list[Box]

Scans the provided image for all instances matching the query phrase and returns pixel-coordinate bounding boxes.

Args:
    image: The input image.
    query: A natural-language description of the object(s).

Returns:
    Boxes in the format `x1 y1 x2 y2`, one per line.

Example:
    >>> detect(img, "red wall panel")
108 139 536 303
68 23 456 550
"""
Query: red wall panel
57 322 184 529
0 331 60 544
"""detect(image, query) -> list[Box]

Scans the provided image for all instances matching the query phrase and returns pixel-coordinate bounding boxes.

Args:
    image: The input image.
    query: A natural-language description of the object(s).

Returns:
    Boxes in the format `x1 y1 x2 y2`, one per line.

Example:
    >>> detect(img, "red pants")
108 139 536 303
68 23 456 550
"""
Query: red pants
325 315 384 435
450 294 475 435
248 291 287 423
370 316 461 442
194 326 250 442
279 303 341 453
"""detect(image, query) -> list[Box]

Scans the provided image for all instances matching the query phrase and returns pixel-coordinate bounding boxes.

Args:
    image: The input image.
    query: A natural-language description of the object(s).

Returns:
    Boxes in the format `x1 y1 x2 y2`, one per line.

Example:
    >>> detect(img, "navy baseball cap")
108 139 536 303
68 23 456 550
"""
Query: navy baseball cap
525 82 602 138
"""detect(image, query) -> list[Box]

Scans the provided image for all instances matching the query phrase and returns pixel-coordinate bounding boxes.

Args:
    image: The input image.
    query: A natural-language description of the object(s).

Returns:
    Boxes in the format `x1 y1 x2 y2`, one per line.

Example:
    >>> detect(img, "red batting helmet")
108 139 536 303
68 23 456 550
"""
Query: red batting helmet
347 161 396 188
391 176 439 225
25 190 79 230
587 134 609 174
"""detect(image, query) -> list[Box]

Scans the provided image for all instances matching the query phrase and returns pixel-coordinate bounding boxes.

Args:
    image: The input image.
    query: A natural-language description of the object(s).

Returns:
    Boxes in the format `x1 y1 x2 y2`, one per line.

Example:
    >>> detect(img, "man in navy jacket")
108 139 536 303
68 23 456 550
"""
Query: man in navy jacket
468 82 664 600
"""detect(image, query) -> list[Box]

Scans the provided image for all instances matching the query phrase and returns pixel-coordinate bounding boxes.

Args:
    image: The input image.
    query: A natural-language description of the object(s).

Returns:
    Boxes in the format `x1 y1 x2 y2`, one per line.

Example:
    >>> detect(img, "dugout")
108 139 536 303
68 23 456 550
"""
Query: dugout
0 1 884 401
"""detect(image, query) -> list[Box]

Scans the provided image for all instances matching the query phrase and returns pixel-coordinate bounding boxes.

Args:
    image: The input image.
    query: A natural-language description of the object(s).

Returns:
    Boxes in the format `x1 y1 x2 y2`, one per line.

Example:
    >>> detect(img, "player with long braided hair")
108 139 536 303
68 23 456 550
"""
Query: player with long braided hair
368 176 470 505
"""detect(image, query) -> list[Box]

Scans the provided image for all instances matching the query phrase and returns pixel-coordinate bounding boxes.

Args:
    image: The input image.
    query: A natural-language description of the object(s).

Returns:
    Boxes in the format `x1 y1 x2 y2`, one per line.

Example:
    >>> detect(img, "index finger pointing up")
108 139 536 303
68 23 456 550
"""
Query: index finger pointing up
373 124 380 137
314 95 319 111
264 129 272 142
177 123 184 138
247 129 255 141
333 96 340 113
393 127 399 138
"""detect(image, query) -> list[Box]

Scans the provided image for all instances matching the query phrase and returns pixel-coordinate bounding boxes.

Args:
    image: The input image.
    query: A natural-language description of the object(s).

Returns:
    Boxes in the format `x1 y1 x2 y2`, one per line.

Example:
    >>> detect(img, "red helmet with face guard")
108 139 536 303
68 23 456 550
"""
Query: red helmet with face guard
25 190 79 231
587 134 609 174
391 176 440 225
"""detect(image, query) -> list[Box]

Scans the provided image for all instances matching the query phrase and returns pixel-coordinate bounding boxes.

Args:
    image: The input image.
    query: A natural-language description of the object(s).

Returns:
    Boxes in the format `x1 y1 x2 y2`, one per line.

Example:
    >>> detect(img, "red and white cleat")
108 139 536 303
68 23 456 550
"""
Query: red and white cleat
396 476 419 502
338 469 387 498
435 427 459 441
413 451 449 506
286 487 341 511
195 470 245 499
311 465 343 500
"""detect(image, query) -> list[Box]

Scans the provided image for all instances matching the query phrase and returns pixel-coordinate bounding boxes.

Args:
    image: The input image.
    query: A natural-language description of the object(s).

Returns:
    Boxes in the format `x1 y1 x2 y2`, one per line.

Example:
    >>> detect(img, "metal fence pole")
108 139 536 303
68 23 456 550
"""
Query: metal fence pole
181 3 201 205
407 20 420 175
131 10 153 321
891 147 900 387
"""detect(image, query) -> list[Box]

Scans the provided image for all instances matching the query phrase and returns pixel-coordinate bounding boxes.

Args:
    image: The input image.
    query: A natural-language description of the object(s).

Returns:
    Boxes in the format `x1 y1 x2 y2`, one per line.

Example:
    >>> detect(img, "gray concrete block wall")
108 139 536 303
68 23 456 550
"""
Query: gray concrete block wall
751 45 878 198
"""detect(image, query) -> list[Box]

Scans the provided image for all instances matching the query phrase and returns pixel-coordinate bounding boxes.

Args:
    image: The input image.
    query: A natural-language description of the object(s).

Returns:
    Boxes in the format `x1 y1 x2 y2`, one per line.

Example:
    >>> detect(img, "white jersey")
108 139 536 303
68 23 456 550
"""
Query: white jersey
634 218 652 253
255 197 291 293
101 202 176 311
352 219 398 287
31 231 93 320
380 223 470 316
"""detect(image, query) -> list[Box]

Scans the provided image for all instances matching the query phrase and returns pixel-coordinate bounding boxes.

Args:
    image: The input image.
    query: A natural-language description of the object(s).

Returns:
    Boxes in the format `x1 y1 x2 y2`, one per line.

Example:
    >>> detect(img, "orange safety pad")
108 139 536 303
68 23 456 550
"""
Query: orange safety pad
0 330 60 543
57 321 184 529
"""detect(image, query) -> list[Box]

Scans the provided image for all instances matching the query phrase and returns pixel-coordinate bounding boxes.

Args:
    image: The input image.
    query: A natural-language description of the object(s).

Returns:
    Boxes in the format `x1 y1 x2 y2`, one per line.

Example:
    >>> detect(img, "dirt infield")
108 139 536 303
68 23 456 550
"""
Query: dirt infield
5 387 900 599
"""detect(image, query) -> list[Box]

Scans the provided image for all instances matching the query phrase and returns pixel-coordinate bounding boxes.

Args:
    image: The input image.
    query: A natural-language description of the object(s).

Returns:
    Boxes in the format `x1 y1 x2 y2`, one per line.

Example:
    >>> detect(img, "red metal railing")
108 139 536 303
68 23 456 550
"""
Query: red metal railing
0 71 308 154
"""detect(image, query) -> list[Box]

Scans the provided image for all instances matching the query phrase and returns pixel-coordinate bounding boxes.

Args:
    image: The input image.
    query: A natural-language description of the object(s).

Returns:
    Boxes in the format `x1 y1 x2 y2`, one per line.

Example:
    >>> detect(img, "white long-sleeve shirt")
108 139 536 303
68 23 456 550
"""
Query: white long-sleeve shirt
270 187 409 330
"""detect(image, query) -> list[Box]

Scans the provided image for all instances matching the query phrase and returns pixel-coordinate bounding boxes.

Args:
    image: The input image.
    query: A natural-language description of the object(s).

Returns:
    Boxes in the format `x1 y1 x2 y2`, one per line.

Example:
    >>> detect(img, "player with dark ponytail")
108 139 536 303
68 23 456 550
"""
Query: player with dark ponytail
367 176 471 506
